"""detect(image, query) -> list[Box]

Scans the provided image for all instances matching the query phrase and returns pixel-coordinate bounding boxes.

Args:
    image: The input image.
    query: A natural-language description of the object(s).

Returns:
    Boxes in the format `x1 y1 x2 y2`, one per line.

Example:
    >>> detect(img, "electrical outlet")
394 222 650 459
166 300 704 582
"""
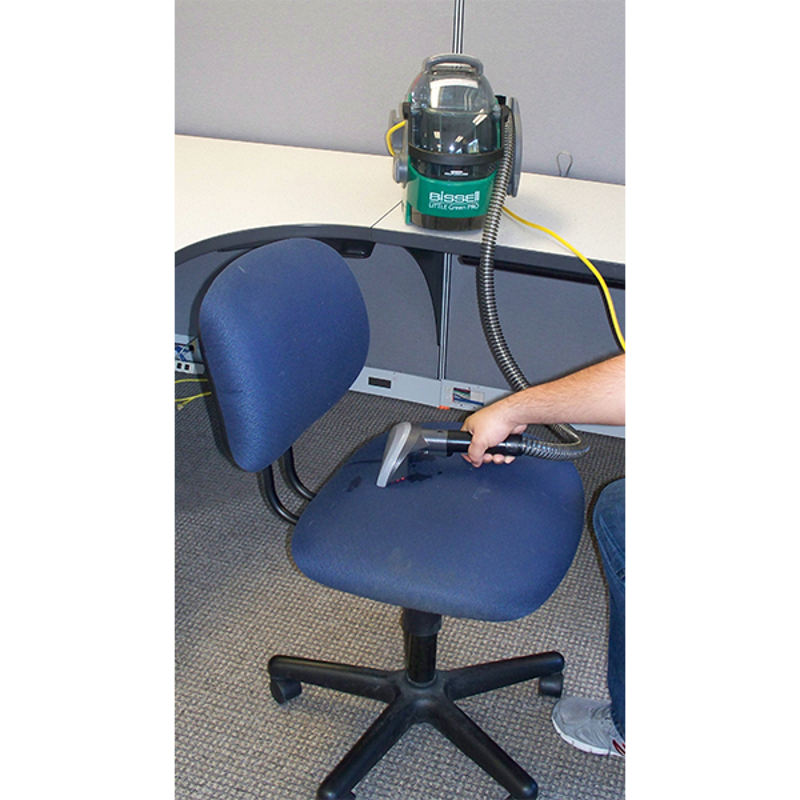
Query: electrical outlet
442 384 488 411
175 337 205 374
174 359 205 375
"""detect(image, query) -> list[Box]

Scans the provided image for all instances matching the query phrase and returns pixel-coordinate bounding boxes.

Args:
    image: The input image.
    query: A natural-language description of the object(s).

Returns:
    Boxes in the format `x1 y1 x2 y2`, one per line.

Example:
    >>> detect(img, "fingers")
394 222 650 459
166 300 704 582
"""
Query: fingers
460 452 517 467
466 440 489 468
461 407 527 468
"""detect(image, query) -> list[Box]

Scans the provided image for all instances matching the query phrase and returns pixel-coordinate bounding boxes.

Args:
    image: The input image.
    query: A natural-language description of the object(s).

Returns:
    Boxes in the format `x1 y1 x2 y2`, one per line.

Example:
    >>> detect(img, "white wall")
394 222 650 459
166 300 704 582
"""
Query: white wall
176 0 624 184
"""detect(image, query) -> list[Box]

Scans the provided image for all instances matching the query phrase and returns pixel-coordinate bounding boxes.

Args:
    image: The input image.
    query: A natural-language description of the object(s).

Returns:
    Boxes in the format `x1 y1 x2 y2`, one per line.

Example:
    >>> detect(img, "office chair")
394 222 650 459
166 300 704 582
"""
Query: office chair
198 238 585 800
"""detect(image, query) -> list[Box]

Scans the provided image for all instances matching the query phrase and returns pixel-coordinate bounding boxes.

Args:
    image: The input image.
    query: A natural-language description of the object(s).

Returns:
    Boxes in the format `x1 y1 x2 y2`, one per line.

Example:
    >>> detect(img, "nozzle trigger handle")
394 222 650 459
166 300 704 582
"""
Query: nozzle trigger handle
445 431 525 456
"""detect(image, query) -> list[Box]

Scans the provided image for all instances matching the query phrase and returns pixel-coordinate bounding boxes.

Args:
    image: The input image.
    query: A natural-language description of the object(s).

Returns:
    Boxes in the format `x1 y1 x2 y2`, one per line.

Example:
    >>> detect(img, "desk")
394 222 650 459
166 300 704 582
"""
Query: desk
176 135 397 260
176 135 625 418
176 134 623 274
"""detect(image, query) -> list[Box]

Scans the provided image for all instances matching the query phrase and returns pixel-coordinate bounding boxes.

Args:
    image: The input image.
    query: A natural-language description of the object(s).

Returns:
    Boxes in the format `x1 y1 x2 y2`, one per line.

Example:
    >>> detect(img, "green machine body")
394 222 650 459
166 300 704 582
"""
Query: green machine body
389 54 522 231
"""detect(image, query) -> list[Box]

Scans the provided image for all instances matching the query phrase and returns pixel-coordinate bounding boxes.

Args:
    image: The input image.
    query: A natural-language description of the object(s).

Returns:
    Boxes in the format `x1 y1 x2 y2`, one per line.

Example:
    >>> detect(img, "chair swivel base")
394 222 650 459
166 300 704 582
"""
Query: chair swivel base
268 609 564 800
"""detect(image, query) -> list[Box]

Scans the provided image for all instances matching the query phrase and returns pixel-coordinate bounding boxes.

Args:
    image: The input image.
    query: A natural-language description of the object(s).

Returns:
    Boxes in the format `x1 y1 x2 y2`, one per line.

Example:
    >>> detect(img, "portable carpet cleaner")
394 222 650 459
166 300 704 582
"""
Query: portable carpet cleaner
387 54 522 231
379 54 591 487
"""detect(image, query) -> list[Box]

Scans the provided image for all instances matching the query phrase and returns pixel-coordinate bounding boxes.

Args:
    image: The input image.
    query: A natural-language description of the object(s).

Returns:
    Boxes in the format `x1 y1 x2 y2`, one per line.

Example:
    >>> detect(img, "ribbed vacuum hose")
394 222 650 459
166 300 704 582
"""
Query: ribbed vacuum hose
477 112 590 461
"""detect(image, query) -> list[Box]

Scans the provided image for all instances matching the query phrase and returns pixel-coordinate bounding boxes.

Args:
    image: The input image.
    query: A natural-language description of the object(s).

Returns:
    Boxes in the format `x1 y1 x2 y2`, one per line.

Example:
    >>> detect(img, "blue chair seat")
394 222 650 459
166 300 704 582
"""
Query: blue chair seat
293 424 584 622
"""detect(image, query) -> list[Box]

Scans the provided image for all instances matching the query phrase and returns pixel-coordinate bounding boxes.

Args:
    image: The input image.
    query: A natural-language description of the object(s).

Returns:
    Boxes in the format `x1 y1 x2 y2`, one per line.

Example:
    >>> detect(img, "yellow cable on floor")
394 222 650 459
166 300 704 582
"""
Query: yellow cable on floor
175 378 211 408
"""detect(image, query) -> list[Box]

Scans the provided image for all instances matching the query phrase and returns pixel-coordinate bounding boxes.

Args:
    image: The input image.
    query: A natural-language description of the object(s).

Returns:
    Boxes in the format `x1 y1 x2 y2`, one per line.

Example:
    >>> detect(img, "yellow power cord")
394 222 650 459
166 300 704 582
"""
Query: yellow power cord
385 121 405 157
502 207 626 352
175 378 211 409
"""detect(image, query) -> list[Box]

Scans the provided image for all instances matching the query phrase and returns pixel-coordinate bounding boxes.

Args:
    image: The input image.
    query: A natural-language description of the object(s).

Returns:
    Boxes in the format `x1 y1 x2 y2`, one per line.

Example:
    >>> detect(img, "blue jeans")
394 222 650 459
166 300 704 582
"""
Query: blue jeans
592 478 625 738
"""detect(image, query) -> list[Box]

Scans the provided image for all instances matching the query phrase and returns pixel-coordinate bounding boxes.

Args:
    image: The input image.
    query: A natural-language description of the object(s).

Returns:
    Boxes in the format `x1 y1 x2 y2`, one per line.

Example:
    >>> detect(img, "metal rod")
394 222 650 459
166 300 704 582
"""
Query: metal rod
437 253 452 381
452 0 465 54
257 465 299 525
280 447 315 501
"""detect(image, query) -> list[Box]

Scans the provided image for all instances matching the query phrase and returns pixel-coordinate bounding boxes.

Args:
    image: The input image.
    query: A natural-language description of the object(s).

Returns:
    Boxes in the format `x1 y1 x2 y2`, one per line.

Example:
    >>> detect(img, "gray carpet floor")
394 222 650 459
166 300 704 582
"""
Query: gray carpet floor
175 385 625 800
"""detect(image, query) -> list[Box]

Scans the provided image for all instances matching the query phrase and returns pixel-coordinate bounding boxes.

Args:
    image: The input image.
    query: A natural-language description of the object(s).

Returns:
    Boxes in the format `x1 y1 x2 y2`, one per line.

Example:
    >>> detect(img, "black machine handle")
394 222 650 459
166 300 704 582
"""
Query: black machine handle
424 53 484 75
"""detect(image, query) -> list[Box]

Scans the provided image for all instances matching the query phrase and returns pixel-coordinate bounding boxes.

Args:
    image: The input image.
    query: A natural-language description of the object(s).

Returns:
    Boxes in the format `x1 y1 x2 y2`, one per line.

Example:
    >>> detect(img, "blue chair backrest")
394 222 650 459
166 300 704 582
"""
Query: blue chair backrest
199 238 370 472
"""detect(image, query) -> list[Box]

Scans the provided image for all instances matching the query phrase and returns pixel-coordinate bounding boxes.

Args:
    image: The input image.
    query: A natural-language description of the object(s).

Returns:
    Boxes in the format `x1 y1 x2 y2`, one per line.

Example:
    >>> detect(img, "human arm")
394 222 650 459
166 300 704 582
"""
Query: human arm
461 354 625 467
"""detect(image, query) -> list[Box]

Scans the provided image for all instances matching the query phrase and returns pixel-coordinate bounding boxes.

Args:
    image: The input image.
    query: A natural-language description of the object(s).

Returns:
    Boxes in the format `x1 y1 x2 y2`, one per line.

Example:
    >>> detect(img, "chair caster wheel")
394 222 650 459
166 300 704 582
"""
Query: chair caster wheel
538 672 563 697
270 677 302 704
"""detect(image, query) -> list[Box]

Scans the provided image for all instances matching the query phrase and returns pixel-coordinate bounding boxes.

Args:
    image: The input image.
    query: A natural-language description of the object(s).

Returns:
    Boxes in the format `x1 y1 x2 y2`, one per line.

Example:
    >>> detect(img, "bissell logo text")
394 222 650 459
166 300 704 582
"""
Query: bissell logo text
428 190 480 211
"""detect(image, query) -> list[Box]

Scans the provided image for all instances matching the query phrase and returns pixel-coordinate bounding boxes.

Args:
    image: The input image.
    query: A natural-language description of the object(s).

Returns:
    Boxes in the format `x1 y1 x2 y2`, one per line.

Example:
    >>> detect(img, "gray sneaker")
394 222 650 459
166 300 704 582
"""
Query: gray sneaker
551 697 625 757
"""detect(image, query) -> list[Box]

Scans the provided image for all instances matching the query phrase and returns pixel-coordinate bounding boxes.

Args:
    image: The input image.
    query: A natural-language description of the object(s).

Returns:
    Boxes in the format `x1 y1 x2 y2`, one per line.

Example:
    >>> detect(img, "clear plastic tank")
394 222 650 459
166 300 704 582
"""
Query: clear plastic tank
407 55 501 165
